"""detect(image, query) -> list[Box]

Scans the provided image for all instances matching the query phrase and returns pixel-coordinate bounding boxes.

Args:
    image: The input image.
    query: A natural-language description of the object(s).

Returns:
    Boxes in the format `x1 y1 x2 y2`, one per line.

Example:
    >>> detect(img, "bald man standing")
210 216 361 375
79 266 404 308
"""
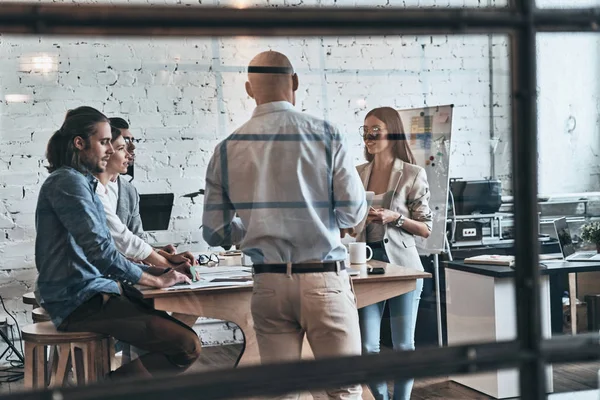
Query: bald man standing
203 51 367 399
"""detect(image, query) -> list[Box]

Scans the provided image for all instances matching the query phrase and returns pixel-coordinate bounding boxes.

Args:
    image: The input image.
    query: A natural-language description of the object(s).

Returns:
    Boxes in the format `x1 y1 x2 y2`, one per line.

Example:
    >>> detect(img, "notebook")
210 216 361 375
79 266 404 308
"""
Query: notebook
464 254 515 267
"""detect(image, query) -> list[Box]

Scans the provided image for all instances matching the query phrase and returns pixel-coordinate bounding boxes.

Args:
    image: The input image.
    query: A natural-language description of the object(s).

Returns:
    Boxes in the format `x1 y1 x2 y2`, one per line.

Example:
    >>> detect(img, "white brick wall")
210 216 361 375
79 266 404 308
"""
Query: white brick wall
0 0 596 352
491 32 600 194
536 33 600 194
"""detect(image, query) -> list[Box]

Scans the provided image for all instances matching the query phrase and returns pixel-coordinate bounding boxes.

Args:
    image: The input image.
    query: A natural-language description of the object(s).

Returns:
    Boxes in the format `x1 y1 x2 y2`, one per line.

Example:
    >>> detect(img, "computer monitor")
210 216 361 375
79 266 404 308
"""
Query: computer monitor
139 193 174 231
553 217 575 258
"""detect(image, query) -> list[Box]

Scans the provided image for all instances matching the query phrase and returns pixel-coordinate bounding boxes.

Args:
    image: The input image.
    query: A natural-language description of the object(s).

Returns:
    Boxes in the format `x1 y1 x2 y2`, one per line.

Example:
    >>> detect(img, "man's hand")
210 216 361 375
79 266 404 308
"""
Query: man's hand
368 208 400 225
138 270 191 288
174 251 198 265
159 250 198 266
173 263 193 279
161 244 177 255
154 270 191 288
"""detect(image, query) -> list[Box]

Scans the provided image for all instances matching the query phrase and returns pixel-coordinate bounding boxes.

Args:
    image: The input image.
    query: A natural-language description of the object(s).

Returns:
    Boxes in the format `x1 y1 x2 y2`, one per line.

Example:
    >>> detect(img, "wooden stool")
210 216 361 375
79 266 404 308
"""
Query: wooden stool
22 322 112 389
32 308 51 323
22 292 39 308
30 307 56 385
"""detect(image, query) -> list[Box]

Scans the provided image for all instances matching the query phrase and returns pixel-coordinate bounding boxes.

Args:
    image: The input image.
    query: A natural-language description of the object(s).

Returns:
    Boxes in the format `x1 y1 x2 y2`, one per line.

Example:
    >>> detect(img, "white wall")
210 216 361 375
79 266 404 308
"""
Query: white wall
7 0 597 350
536 33 600 195
491 0 600 194
491 33 600 195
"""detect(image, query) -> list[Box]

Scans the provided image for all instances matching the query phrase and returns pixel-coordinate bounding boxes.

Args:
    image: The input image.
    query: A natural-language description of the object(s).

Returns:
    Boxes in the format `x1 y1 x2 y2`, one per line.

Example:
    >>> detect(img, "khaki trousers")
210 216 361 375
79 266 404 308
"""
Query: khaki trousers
251 270 362 400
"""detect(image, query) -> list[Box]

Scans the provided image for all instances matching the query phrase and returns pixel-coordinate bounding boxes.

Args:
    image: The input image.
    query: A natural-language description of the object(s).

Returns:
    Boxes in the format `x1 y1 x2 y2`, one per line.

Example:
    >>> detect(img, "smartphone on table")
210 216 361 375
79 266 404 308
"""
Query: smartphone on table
367 267 385 275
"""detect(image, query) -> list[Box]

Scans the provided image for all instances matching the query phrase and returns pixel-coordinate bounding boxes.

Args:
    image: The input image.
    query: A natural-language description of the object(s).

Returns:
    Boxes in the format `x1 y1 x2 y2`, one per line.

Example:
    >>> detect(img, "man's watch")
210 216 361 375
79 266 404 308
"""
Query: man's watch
394 214 405 228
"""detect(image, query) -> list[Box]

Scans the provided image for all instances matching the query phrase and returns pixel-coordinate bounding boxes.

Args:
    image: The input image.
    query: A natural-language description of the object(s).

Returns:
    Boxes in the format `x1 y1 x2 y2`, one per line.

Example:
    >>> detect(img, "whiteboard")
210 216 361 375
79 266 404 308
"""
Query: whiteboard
397 105 454 255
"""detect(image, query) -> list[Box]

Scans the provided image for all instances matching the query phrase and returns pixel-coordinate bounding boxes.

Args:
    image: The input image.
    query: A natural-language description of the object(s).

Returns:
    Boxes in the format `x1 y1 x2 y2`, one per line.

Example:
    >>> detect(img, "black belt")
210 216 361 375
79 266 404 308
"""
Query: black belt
367 241 384 249
253 261 346 274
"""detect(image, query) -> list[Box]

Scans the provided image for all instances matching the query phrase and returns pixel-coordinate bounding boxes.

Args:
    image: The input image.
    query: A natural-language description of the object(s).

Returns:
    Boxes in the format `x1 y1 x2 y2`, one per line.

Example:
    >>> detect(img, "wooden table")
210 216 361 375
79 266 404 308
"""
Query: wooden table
142 258 430 398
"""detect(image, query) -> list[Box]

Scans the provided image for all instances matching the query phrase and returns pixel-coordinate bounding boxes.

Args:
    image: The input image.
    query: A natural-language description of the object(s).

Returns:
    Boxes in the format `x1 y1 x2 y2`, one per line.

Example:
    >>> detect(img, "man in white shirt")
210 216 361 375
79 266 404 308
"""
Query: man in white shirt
203 51 367 400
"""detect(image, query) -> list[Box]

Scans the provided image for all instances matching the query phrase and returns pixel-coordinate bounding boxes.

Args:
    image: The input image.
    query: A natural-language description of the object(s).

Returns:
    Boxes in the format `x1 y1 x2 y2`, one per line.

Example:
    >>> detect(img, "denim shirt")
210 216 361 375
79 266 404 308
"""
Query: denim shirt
35 167 147 327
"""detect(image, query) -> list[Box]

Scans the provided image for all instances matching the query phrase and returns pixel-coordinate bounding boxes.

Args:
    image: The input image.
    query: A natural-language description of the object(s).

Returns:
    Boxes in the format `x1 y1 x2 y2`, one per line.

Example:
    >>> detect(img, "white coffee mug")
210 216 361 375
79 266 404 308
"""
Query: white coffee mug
241 254 253 266
348 242 373 264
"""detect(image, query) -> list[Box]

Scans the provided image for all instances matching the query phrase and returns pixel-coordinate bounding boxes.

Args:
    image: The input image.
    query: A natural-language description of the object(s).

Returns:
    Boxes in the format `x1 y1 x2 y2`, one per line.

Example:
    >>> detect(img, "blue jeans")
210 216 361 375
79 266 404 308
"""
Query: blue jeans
358 246 423 400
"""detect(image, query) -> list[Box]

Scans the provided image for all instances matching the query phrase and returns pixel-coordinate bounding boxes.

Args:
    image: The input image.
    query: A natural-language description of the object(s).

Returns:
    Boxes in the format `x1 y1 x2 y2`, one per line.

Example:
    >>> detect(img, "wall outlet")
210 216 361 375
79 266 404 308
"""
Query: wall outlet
462 228 477 237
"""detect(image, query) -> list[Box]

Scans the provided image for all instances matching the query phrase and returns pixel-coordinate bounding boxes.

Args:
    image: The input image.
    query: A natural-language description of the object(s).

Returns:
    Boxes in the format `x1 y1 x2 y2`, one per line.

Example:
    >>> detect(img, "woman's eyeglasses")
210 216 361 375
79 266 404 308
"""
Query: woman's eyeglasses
359 126 385 141
359 127 407 142
197 253 220 267
123 137 141 145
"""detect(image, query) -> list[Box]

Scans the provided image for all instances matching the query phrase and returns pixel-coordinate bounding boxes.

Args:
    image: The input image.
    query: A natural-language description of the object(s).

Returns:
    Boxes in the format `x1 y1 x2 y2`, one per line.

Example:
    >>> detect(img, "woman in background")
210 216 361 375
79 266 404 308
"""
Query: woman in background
355 107 433 400
93 126 194 269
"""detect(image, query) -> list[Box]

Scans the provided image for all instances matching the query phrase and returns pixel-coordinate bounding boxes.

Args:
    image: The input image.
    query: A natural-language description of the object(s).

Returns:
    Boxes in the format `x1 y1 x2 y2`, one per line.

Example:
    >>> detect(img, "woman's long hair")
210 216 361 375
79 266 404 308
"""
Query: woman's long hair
363 107 416 164
46 106 109 173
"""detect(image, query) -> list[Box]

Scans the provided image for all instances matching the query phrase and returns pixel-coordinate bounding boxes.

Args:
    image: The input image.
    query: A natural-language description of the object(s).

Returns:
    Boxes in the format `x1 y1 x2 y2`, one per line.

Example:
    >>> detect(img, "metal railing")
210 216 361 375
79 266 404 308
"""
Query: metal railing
0 2 599 399
1 334 600 400
0 4 599 36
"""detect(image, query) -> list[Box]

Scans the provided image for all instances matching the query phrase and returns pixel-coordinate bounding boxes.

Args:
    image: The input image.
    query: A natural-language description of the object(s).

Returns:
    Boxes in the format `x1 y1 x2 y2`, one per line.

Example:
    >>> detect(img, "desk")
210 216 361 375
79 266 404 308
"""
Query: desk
448 259 600 334
444 260 600 399
142 259 430 399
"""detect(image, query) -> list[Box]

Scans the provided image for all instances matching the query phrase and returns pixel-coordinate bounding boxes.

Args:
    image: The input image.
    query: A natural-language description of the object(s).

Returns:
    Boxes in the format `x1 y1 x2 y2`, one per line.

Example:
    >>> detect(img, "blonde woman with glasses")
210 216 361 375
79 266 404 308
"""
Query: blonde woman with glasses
354 107 433 400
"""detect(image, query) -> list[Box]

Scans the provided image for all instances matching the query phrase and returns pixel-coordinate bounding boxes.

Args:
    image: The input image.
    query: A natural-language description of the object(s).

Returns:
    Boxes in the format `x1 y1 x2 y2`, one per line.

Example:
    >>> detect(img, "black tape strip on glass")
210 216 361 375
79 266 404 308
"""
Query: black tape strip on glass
247 66 294 74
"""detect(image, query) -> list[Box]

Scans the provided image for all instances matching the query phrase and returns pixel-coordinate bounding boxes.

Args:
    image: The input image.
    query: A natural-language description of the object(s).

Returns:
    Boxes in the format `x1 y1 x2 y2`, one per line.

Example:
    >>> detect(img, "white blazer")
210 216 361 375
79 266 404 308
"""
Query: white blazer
355 158 433 270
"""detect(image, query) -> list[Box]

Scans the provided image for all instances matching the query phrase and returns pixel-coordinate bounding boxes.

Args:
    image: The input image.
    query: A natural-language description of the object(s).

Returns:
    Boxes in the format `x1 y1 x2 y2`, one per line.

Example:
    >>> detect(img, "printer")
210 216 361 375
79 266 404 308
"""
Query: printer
449 179 503 242
450 179 502 216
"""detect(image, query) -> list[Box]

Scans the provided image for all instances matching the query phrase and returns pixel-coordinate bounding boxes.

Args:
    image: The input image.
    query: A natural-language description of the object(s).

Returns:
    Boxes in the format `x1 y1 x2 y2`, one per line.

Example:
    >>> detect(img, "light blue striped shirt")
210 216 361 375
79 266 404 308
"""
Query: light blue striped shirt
203 101 367 264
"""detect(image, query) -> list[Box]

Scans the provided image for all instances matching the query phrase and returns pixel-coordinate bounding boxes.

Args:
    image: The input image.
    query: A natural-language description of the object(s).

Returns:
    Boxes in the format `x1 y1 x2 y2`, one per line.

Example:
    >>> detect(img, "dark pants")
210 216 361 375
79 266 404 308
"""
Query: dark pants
60 286 201 381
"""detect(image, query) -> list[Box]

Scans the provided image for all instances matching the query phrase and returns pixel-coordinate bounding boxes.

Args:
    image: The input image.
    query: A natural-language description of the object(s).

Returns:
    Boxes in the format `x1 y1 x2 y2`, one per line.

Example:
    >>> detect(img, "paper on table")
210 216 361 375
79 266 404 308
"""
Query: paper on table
191 266 252 283
200 271 252 281
192 266 251 274
163 280 253 291
191 266 252 282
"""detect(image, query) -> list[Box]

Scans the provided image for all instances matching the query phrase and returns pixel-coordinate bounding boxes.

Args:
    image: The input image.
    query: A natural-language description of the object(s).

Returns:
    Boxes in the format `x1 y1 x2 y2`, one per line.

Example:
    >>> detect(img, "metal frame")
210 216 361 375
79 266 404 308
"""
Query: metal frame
511 1 545 397
1 2 599 399
0 4 599 36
